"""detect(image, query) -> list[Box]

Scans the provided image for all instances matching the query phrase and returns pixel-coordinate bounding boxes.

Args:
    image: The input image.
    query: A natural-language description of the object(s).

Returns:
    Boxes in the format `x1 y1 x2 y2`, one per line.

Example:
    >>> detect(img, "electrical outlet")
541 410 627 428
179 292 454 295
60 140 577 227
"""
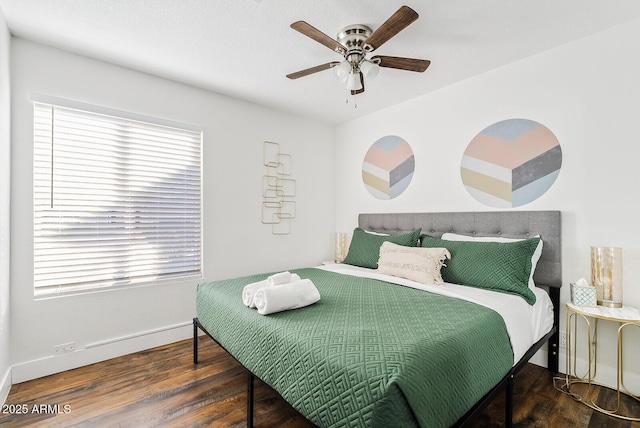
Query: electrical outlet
54 342 76 355
560 332 567 348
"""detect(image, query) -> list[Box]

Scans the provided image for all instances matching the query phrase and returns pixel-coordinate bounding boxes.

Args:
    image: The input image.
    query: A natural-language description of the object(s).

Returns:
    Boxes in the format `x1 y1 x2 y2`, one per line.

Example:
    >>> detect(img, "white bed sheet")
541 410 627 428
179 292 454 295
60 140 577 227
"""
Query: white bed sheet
317 263 554 365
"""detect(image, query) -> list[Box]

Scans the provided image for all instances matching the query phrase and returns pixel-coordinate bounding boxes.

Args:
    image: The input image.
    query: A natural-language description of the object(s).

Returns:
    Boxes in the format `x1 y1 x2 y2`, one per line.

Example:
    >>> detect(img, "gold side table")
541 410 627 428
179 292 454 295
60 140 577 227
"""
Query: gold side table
565 302 640 421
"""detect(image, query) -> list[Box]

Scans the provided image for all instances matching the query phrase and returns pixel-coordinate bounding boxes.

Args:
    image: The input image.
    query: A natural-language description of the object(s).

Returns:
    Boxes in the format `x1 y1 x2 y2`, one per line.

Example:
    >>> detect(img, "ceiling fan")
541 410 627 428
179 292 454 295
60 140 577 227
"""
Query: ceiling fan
286 5 430 95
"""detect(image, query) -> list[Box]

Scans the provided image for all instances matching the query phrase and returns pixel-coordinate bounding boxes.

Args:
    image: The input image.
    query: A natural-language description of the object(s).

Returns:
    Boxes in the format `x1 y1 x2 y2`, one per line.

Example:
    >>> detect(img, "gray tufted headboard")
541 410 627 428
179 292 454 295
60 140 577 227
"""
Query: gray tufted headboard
358 211 562 289
359 211 562 371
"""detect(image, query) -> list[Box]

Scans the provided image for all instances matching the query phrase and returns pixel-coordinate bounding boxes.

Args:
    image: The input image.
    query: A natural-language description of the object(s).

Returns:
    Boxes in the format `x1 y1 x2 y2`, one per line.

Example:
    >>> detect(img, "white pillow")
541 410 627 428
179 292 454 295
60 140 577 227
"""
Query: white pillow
377 241 450 285
363 229 389 236
440 232 543 290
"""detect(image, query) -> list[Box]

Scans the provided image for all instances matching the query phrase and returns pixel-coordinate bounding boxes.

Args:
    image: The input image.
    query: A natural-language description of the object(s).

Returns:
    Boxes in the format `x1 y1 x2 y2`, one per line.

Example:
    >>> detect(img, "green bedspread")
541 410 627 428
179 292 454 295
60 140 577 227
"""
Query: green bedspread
196 268 513 427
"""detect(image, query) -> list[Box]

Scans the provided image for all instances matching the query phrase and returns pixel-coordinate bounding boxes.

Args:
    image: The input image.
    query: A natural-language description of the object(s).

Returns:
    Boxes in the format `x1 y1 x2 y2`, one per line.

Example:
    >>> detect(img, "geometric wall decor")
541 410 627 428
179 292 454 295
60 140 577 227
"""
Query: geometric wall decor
362 135 415 200
461 118 562 208
262 141 296 235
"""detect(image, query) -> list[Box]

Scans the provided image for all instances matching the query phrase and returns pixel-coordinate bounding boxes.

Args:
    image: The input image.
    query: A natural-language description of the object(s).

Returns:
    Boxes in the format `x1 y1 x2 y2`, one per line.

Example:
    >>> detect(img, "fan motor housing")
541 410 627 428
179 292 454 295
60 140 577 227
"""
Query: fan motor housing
336 25 372 48
337 25 372 63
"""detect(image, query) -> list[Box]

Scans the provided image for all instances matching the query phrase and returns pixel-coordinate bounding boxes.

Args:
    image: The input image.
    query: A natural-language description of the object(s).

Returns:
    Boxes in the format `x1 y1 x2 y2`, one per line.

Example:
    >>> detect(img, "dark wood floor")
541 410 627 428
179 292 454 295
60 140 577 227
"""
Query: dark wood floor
1 336 639 427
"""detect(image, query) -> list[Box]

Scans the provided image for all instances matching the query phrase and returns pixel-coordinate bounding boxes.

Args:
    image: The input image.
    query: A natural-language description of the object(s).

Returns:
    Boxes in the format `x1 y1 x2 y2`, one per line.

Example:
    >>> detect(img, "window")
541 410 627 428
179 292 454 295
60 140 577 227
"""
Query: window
33 100 202 297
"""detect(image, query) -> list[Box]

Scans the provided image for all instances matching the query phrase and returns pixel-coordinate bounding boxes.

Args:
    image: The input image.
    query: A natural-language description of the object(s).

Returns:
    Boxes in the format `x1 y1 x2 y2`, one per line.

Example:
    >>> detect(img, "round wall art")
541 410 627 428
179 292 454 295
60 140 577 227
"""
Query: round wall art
362 135 415 200
460 118 562 208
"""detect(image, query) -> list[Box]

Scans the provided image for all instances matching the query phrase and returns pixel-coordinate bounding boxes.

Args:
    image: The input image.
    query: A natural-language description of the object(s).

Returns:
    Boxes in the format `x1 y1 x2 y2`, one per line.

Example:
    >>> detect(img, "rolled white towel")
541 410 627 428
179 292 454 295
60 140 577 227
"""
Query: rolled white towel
242 273 301 307
254 279 321 315
242 280 268 308
268 271 301 286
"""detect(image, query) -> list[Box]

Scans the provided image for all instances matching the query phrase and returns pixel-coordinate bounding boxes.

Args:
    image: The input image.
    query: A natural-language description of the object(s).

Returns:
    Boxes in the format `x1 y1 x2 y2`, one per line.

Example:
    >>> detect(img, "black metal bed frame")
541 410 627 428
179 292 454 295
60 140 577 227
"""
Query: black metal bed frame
193 210 562 427
193 284 559 428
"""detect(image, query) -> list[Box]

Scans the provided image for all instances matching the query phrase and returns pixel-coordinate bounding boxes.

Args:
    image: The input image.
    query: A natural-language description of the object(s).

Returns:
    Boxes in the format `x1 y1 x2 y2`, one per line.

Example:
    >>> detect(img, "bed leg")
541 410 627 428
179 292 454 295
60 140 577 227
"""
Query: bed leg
548 287 561 373
193 318 199 364
505 373 513 428
247 371 254 428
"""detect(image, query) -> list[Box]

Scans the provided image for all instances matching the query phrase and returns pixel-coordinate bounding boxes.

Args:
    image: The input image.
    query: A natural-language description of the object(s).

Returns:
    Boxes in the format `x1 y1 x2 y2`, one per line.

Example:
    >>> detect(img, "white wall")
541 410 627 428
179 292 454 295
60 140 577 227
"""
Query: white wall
6 9 639 399
336 19 640 391
10 38 335 382
0 6 12 404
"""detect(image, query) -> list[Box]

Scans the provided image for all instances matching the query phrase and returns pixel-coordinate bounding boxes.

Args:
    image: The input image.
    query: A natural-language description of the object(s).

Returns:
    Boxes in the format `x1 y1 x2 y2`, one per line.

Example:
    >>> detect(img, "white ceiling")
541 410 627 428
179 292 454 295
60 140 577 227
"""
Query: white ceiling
2 1 640 125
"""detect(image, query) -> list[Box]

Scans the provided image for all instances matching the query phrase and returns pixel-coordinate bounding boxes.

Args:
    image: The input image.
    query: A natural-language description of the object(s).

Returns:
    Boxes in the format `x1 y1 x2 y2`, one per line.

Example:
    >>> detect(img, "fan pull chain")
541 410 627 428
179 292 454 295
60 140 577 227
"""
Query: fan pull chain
344 88 358 108
344 87 358 108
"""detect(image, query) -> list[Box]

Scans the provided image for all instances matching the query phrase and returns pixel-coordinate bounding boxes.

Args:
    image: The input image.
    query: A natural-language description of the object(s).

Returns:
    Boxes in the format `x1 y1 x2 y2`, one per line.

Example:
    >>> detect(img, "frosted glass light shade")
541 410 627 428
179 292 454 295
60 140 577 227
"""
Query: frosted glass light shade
591 246 623 308
360 60 379 80
346 72 362 91
333 61 351 82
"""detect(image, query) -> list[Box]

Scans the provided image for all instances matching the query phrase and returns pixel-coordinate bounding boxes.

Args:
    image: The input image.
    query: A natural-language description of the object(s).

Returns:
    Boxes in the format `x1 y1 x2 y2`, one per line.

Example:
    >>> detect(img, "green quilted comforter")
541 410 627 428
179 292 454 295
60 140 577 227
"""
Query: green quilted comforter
196 268 513 427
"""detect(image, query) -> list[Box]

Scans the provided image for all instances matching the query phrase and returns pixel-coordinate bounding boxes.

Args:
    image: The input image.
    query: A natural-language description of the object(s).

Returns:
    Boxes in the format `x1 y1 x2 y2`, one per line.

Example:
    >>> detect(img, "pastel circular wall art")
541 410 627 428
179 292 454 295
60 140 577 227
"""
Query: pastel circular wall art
362 135 415 200
461 118 562 208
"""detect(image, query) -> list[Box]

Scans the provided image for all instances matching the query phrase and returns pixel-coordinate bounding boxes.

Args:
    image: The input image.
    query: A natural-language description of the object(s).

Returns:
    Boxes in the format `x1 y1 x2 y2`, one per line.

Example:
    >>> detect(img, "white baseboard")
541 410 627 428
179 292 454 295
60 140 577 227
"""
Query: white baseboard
527 347 548 368
9 326 639 400
11 321 194 384
505 346 640 396
555 347 640 394
0 366 11 406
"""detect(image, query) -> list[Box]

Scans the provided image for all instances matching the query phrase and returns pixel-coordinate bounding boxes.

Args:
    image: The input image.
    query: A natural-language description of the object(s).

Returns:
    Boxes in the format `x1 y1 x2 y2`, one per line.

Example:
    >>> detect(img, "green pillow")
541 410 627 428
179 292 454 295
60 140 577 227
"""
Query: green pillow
420 235 540 305
343 228 421 269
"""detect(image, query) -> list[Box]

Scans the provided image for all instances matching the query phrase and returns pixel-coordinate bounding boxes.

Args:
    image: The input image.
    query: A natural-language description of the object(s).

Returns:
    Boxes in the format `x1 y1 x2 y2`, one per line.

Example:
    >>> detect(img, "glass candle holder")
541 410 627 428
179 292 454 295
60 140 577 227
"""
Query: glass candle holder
334 232 347 263
591 246 623 308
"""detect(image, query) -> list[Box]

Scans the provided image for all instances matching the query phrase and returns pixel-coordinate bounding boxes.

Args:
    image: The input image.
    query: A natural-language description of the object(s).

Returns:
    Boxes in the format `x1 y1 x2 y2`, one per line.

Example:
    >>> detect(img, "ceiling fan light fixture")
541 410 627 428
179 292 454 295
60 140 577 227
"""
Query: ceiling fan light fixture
287 6 429 97
346 71 363 91
359 60 380 80
333 60 351 82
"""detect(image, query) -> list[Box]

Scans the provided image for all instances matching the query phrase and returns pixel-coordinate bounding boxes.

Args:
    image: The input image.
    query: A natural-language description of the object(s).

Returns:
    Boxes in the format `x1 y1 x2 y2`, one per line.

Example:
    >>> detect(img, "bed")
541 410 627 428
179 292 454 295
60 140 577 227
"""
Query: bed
194 211 562 427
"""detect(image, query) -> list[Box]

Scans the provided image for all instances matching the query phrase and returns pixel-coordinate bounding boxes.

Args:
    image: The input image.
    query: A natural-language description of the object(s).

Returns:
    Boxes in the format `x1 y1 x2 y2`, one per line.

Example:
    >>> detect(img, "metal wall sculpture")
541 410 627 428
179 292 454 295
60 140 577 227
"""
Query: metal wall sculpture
262 141 296 235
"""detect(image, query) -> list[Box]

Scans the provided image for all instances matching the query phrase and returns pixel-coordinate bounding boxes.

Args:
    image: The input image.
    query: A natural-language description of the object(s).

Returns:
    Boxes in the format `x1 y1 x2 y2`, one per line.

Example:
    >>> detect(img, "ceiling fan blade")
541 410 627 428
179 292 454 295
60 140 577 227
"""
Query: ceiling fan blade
364 6 419 52
291 21 347 55
286 62 340 80
372 55 431 72
350 72 365 95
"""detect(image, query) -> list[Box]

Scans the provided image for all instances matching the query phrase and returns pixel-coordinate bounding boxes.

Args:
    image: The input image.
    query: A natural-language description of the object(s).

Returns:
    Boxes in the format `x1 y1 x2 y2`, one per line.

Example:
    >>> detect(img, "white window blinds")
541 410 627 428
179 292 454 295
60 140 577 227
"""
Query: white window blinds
33 101 202 296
